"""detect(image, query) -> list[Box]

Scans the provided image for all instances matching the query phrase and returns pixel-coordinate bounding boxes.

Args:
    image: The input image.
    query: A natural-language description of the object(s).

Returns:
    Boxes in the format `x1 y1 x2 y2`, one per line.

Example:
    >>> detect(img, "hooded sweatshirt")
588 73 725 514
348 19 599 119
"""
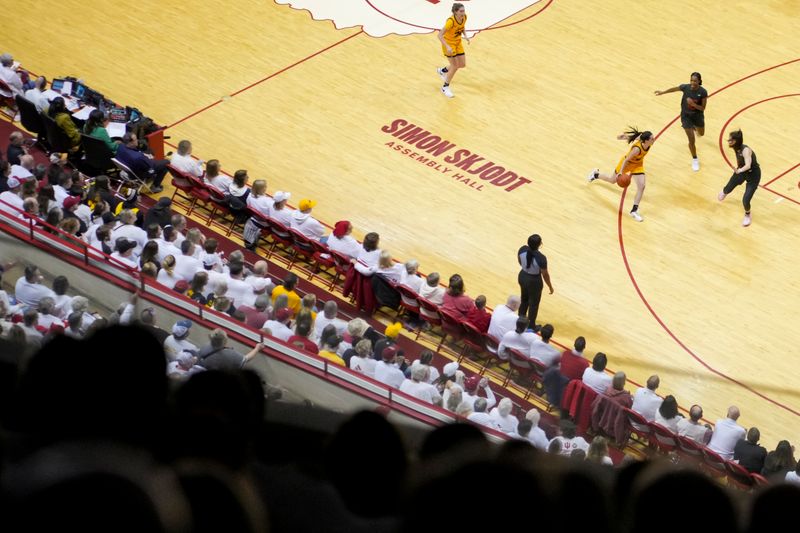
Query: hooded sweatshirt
291 210 326 240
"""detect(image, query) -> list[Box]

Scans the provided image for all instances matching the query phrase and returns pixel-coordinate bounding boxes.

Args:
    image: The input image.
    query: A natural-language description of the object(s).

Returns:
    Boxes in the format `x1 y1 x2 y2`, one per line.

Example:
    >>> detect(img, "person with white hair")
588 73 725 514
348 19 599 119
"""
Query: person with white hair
410 350 440 384
707 406 746 460
445 385 463 413
399 365 442 405
19 308 43 346
69 295 98 330
24 75 49 112
489 397 519 434
0 53 24 95
36 297 63 329
524 409 550 450
167 351 206 378
246 260 273 295
314 300 346 340
163 319 197 361
467 398 501 430
348 339 376 378
400 259 423 293
488 295 521 342
110 209 147 255
455 400 473 418
0 176 24 215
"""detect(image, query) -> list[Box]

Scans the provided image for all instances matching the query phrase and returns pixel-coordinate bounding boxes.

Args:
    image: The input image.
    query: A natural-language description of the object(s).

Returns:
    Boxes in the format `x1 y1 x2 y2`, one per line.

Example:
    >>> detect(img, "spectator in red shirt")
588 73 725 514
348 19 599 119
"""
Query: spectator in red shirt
238 294 272 329
560 336 589 381
288 319 319 354
441 274 475 319
466 295 490 333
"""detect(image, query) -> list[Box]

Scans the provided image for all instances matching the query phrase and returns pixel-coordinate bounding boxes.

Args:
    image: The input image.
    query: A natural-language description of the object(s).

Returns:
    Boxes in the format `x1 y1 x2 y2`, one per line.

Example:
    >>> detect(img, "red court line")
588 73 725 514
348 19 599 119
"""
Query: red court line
166 30 364 129
762 162 800 187
617 58 800 418
364 0 554 33
761 184 800 206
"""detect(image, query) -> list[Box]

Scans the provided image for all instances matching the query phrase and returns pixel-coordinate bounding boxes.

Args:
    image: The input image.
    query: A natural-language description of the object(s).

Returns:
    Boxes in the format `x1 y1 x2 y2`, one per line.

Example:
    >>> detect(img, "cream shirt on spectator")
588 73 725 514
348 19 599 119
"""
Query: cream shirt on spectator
467 411 502 431
354 248 380 276
25 87 49 112
326 234 361 259
156 268 181 289
247 194 273 217
399 379 441 405
400 272 424 294
225 276 254 308
489 408 519 434
163 336 198 361
529 338 560 366
349 355 376 378
0 191 24 215
654 411 681 433
110 252 138 270
677 418 711 444
53 294 71 318
271 207 294 228
708 417 746 460
373 360 405 389
173 254 204 282
549 436 590 456
377 263 404 283
0 65 23 94
582 367 613 394
418 283 445 305
14 277 56 306
262 320 293 342
497 329 538 360
291 212 326 240
111 224 148 255
527 426 550 450
314 314 347 340
154 239 182 263
631 388 663 421
487 304 518 341
410 360 439 384
170 153 203 177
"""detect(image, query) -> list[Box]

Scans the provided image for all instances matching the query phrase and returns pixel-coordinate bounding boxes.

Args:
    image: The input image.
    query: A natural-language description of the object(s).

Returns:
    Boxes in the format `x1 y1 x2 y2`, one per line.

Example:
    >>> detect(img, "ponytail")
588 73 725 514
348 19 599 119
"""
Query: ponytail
623 127 653 145
525 234 541 269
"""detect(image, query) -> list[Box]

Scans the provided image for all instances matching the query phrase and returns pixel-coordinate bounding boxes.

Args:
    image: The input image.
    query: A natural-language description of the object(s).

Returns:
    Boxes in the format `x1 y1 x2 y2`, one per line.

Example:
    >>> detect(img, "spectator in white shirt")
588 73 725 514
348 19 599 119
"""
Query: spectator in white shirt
270 191 294 227
467 397 502 431
262 307 294 342
52 172 72 208
410 350 440 384
549 420 589 456
171 214 188 247
418 271 445 305
0 177 23 215
399 260 424 293
400 365 442 405
587 437 614 466
786 463 800 486
348 338 376 378
654 395 682 433
110 238 139 270
173 241 204 282
246 179 273 217
69 296 98 331
14 265 56 307
202 159 230 193
314 300 346 340
631 375 663 422
581 352 613 394
24 76 49 113
167 351 206 379
291 198 327 242
489 397 519 434
498 317 538 361
373 346 406 389
677 404 712 445
163 319 198 361
524 408 550 450
529 323 560 366
51 275 71 318
169 140 203 177
154 225 182 262
708 406 746 460
462 375 497 411
327 220 362 259
353 232 381 276
156 255 180 288
487 295 520 342
224 262 254 308
0 53 24 95
110 209 147 255
376 250 404 282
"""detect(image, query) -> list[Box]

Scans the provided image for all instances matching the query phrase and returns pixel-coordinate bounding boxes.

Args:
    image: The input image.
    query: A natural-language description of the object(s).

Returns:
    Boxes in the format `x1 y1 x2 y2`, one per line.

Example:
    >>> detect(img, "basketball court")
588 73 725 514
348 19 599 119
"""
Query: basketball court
6 0 800 445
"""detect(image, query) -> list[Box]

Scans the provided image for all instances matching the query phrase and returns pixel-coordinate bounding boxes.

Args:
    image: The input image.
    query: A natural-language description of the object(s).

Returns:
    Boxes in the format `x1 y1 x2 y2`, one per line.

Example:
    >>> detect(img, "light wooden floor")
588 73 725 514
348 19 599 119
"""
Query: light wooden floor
7 0 800 446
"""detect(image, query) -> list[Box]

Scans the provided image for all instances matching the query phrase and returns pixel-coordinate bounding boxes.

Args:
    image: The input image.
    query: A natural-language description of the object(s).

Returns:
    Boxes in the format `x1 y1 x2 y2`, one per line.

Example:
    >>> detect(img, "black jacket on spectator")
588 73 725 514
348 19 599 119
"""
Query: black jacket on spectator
733 439 768 473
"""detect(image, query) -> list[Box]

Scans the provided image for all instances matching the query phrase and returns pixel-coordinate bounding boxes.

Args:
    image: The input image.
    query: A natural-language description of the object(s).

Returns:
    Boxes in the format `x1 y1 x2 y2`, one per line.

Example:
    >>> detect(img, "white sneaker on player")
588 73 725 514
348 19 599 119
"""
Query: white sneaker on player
717 191 727 201
691 158 700 171
586 168 599 182
437 67 448 82
630 210 643 222
742 213 752 227
441 85 454 98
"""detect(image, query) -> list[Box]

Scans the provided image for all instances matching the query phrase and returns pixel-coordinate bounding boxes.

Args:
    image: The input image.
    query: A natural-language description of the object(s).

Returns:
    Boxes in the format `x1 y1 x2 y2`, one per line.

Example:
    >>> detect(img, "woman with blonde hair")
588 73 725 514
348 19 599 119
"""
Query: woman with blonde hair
156 255 179 288
587 436 613 465
246 179 273 216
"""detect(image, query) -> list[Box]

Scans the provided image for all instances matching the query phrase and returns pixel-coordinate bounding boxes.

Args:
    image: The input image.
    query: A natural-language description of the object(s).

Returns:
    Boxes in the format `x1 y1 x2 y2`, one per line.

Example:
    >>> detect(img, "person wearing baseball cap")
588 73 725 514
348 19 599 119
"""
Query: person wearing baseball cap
164 319 198 360
110 238 138 270
0 175 24 215
270 191 294 227
290 198 328 242
61 195 88 236
373 345 406 389
262 307 293 342
462 374 497 411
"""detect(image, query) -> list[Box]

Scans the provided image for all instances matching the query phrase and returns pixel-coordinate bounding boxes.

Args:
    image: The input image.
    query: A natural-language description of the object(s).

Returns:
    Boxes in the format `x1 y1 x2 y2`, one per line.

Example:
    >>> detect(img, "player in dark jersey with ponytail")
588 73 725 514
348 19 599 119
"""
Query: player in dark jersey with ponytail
655 72 708 171
718 129 760 227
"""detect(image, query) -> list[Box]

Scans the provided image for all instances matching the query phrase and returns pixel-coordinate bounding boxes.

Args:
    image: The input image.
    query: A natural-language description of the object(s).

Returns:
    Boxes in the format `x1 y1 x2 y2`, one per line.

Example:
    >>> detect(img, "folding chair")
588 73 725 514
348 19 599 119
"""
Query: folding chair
167 164 196 213
287 228 317 272
725 460 756 490
505 348 536 399
624 408 652 447
676 434 704 464
0 80 15 118
700 447 729 479
416 297 443 341
395 283 421 320
329 249 353 292
438 308 466 355
110 157 146 194
461 321 492 372
648 422 679 454
185 174 215 222
265 217 294 261
310 239 336 282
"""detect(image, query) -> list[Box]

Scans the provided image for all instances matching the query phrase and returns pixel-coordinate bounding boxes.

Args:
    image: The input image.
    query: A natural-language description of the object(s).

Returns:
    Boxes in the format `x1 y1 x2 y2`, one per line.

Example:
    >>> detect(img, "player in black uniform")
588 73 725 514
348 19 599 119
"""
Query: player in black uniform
655 72 708 171
718 130 760 227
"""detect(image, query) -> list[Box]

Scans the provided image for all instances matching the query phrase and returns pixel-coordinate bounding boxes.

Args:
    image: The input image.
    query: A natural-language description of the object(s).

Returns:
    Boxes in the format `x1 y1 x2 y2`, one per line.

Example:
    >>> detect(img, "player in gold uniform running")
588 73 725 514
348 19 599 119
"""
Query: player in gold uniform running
587 128 655 222
437 3 469 98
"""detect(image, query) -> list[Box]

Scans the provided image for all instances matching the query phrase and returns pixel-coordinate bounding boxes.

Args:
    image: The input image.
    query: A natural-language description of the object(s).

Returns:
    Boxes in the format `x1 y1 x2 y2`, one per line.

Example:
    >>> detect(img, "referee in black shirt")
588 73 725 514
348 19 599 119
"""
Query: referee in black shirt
517 234 553 326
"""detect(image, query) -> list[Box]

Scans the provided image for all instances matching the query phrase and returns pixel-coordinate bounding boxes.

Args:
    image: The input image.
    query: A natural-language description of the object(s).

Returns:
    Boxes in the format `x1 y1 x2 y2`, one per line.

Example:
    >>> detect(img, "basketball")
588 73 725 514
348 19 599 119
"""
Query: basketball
616 173 631 188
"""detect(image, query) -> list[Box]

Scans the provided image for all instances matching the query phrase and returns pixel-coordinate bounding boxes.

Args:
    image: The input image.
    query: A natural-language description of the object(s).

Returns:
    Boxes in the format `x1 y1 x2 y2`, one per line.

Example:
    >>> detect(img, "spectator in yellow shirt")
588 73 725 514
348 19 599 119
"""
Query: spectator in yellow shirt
271 273 301 316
